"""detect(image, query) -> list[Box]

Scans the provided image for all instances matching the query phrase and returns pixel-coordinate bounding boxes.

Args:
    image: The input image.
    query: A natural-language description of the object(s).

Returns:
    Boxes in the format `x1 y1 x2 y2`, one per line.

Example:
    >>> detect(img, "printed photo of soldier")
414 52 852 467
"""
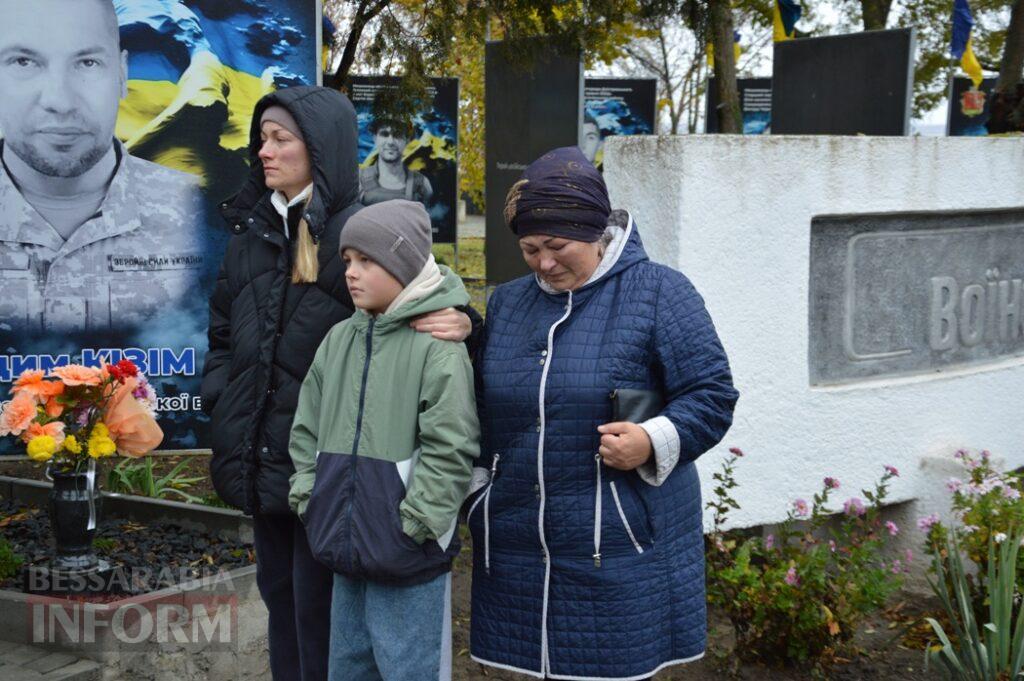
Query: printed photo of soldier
358 117 434 208
0 0 204 335
580 113 605 170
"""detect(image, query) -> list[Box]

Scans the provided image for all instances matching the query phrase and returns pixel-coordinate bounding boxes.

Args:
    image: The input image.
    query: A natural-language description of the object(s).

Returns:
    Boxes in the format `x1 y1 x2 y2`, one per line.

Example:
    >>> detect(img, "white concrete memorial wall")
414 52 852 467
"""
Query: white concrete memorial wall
604 135 1024 531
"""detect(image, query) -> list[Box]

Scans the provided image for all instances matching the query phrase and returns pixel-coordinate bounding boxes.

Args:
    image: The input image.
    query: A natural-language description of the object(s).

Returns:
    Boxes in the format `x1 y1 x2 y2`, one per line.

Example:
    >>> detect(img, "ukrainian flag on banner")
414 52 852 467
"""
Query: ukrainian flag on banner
774 0 801 42
113 1 318 200
950 0 984 88
323 15 337 72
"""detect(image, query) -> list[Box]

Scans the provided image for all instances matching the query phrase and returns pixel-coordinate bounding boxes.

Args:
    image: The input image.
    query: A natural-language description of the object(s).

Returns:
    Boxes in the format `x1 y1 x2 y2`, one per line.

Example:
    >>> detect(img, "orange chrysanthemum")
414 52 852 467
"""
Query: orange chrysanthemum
0 392 39 437
13 371 66 400
44 397 65 418
21 420 65 446
52 364 103 387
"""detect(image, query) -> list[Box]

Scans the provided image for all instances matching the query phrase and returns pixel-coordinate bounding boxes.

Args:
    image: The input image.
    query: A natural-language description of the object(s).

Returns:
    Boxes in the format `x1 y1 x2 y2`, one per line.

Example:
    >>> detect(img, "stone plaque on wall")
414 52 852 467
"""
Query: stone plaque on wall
809 208 1024 385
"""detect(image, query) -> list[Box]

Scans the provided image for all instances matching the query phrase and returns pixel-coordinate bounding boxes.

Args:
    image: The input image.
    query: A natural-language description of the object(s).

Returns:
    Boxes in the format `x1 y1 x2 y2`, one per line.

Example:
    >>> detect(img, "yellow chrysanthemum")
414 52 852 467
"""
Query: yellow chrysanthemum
91 422 109 439
27 436 57 462
63 435 82 454
88 436 117 459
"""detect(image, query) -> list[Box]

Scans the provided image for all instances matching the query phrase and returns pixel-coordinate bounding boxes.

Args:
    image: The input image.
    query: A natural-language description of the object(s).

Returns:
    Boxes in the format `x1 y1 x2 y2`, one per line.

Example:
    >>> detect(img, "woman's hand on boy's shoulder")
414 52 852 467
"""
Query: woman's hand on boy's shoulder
409 307 472 342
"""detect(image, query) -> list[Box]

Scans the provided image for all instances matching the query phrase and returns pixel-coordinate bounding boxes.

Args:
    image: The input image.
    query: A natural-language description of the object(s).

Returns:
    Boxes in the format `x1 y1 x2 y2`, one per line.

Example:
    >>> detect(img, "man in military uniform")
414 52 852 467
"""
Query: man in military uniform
358 117 433 208
580 114 605 171
0 0 204 335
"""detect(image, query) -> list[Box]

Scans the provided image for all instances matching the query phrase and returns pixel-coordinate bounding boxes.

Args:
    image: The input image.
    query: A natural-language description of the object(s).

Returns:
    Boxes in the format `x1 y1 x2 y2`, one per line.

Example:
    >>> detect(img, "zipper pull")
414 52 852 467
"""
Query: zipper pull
593 553 601 568
490 453 501 476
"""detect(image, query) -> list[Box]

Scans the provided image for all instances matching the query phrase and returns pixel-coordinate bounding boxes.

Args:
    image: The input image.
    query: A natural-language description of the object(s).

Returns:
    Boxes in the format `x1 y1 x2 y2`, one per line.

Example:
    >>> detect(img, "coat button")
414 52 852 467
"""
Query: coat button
261 447 268 453
541 350 548 357
263 232 270 238
539 359 545 366
248 218 255 224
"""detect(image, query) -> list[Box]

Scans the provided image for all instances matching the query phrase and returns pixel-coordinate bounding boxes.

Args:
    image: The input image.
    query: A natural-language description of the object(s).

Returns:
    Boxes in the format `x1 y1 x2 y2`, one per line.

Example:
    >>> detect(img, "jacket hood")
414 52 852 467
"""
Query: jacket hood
352 265 470 331
231 86 360 239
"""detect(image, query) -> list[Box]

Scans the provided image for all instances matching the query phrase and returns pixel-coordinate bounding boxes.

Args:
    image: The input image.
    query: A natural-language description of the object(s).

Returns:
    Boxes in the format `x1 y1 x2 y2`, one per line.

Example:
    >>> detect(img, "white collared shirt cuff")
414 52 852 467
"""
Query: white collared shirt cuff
637 415 681 486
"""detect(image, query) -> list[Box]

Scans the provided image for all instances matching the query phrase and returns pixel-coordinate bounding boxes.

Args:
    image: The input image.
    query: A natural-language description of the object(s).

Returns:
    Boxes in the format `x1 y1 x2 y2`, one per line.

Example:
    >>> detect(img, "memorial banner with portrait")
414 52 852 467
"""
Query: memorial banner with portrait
349 76 459 243
0 0 320 452
582 78 657 172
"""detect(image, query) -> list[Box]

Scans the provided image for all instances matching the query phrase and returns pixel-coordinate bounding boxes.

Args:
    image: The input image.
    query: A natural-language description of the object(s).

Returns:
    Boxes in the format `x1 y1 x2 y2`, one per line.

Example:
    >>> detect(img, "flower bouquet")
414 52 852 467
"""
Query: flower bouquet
0 360 162 469
0 360 163 577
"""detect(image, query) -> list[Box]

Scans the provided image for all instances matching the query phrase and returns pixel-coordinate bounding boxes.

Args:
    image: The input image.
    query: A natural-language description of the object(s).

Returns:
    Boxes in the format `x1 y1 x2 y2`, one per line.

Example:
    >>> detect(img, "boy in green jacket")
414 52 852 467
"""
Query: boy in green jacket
288 199 479 681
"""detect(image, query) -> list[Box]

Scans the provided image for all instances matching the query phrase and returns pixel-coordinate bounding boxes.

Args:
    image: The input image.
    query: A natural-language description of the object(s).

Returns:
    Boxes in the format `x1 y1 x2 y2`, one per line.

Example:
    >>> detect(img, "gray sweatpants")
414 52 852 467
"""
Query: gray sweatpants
327 571 452 681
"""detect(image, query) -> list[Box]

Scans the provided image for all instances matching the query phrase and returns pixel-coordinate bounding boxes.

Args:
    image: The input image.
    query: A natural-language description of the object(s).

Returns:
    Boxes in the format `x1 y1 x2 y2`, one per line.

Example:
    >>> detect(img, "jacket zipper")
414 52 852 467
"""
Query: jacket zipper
480 454 501 574
347 317 375 569
466 453 499 522
610 481 644 555
537 291 574 677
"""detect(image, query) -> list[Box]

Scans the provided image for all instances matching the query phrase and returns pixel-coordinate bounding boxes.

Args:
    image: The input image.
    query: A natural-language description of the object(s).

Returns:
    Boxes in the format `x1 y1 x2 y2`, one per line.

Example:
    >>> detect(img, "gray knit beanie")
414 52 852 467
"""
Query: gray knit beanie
260 105 304 141
339 200 433 286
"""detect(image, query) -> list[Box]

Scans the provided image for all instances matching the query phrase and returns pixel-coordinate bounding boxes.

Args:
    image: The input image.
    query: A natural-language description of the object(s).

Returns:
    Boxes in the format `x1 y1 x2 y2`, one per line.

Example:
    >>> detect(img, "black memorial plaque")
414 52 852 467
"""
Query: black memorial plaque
772 29 915 136
485 40 582 284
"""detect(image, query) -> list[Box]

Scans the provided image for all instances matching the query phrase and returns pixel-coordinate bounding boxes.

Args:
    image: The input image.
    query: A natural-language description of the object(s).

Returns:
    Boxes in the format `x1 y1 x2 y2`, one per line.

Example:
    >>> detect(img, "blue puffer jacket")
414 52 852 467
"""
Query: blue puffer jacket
468 213 738 680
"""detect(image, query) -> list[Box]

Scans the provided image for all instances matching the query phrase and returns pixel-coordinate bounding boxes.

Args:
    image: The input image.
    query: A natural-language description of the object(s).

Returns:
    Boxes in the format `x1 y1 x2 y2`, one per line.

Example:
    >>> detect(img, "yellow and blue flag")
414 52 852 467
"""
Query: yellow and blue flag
707 30 742 69
773 0 801 42
950 0 984 88
323 15 337 72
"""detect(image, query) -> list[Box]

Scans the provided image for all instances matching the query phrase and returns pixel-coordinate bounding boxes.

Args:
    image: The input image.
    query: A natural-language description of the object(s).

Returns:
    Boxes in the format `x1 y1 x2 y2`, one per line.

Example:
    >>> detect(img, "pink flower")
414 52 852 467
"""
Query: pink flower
917 513 940 532
946 478 963 493
904 549 914 563
981 450 991 461
843 497 866 516
764 534 774 550
954 449 966 460
828 540 837 553
890 559 903 574
1003 486 1021 501
728 447 744 457
884 465 900 477
823 477 840 490
885 521 899 536
784 566 800 586
792 498 809 517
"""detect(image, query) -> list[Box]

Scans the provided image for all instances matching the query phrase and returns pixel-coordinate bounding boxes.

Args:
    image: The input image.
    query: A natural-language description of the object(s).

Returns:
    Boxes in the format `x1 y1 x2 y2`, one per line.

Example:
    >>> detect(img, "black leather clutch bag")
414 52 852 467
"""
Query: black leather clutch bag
609 388 664 423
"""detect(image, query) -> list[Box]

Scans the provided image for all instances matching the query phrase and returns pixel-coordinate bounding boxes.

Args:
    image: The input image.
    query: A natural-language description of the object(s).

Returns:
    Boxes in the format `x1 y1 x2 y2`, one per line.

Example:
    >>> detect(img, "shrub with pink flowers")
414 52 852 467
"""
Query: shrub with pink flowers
919 449 1024 612
705 448 905 668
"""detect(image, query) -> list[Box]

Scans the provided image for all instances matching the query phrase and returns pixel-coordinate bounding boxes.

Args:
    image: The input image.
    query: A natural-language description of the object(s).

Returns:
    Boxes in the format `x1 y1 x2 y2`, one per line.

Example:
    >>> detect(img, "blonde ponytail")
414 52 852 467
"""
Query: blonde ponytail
291 215 319 283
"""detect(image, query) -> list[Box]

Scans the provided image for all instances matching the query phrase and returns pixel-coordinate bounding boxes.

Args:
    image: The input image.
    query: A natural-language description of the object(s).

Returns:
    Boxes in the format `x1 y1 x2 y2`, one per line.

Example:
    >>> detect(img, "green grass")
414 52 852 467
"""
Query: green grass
433 237 487 314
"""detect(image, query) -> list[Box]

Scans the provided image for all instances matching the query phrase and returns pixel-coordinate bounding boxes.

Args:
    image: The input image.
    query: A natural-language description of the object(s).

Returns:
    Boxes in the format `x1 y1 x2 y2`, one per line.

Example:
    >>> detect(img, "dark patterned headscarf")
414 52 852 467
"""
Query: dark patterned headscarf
503 147 611 243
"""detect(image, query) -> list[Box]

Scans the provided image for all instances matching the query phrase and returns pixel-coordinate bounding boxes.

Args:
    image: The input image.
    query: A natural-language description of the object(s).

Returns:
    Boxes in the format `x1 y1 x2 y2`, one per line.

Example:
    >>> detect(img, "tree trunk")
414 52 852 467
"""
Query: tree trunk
860 0 893 31
709 0 741 133
996 0 1024 92
657 32 682 134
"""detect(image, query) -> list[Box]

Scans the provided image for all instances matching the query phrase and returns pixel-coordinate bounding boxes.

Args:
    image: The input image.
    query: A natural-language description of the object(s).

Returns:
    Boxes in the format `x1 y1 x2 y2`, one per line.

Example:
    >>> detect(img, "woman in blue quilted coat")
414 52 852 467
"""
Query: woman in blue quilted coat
467 147 739 680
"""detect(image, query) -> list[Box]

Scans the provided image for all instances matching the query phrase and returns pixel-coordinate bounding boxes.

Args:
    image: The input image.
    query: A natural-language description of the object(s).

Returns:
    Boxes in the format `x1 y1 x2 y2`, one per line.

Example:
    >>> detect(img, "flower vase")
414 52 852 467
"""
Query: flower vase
47 466 101 572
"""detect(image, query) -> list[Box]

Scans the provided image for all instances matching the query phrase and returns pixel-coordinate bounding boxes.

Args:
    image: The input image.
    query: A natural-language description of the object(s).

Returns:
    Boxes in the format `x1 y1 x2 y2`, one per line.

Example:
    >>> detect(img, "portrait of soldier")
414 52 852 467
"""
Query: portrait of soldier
580 113 605 170
358 117 434 208
0 0 204 335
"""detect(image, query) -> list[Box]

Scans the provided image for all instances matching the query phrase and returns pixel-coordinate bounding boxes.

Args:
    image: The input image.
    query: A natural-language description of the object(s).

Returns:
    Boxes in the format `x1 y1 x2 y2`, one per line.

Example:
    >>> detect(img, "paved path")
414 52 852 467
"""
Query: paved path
458 214 485 239
0 641 99 681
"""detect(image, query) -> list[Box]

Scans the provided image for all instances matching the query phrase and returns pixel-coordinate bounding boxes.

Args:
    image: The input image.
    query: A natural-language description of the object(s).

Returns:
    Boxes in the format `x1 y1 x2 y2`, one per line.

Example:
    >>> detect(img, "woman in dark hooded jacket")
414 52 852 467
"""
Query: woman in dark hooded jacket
201 86 475 681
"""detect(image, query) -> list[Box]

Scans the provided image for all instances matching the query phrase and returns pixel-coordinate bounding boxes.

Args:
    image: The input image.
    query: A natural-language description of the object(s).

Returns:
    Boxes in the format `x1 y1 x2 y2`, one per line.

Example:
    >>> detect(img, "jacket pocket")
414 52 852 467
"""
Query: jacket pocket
304 451 355 574
350 456 449 585
610 481 647 555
